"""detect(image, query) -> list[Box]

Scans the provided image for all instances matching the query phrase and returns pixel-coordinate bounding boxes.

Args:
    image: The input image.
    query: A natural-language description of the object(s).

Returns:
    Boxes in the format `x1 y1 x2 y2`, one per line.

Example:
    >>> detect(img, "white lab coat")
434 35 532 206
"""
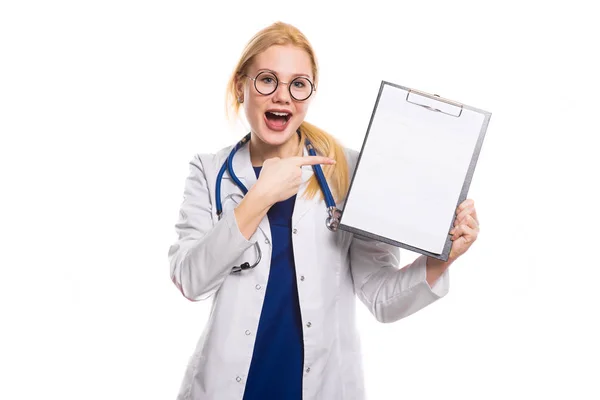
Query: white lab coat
168 142 450 400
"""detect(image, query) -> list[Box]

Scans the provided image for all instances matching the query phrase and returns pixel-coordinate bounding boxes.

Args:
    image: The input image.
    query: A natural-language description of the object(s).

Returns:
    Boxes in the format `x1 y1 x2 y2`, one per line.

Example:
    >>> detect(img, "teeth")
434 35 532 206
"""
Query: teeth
270 111 289 116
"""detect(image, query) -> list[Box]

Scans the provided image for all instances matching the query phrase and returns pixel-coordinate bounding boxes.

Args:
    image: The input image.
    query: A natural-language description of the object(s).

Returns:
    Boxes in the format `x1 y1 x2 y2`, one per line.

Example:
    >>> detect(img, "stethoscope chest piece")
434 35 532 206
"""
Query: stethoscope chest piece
326 207 342 231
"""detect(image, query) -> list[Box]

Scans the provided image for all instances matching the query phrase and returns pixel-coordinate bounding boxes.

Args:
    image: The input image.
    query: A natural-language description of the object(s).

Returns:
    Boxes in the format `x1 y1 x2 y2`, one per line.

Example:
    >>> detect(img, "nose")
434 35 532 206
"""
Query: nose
271 81 291 104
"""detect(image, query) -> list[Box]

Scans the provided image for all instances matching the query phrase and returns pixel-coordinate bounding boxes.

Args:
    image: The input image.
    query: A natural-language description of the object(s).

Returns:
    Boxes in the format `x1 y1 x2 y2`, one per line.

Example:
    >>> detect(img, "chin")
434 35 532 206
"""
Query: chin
256 121 299 146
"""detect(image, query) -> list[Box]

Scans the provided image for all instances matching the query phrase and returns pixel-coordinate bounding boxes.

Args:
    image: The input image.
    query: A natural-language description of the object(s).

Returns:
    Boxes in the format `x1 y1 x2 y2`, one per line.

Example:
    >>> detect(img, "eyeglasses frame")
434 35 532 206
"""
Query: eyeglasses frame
242 70 315 101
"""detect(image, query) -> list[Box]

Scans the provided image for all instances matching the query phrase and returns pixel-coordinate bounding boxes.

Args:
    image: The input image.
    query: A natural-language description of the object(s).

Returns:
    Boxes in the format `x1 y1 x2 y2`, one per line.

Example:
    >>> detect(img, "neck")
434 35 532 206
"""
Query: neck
249 132 302 167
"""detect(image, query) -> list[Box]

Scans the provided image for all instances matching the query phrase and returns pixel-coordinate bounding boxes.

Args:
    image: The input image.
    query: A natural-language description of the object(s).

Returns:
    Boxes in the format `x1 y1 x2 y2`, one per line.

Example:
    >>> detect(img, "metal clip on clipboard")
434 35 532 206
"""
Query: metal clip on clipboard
405 89 464 118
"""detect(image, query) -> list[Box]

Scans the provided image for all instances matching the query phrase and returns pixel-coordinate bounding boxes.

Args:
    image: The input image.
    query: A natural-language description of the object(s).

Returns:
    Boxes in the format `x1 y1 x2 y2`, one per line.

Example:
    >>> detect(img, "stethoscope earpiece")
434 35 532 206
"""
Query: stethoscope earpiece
231 241 262 273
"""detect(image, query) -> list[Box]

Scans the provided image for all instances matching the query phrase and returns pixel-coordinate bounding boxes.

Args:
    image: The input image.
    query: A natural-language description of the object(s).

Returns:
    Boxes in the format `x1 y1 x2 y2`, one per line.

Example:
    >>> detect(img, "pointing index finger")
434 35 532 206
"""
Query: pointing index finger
290 156 336 166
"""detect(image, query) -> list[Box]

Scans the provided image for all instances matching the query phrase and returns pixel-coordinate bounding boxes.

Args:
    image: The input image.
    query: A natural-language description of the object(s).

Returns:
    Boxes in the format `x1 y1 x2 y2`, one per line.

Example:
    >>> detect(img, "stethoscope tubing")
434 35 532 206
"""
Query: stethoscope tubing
216 132 337 216
215 131 342 273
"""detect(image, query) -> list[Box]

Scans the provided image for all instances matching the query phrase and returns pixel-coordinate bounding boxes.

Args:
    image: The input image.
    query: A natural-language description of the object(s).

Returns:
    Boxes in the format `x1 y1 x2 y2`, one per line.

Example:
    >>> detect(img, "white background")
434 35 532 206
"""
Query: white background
1 1 599 399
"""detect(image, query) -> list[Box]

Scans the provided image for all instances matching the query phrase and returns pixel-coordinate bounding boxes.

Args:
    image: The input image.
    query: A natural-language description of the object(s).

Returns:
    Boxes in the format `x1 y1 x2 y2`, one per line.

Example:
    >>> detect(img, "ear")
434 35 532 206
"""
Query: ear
234 75 245 102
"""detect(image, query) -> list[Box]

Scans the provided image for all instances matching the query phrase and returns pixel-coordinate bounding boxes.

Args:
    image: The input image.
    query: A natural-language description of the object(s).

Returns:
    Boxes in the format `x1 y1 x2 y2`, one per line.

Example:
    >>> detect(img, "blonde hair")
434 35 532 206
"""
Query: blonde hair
225 22 349 203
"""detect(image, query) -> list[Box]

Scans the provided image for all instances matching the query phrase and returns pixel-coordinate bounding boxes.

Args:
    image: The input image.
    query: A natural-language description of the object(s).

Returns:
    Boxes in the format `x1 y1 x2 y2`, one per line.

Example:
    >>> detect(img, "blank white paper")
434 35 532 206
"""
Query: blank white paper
341 84 485 254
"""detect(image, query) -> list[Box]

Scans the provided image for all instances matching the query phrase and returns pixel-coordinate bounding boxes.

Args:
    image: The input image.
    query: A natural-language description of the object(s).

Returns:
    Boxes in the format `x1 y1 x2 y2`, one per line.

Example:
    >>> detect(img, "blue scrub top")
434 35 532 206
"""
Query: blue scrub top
242 166 304 400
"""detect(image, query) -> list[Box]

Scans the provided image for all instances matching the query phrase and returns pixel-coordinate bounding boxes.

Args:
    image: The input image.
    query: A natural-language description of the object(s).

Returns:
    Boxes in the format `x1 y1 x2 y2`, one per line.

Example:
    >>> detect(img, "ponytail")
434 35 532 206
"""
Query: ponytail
299 121 349 204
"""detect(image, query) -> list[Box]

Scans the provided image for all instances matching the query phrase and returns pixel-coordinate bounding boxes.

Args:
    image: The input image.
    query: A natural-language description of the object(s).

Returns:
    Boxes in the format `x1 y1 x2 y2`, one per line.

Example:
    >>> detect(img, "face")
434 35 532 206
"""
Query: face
238 45 314 147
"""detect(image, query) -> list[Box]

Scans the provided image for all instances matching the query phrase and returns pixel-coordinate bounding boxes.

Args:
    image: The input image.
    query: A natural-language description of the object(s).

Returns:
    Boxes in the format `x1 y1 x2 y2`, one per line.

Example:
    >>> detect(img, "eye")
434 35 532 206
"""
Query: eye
293 80 305 88
257 72 277 85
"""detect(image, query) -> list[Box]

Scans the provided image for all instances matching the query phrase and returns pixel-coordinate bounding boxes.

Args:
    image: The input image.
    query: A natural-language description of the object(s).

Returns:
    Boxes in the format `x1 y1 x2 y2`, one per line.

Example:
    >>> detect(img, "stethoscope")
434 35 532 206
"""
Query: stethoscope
216 130 342 273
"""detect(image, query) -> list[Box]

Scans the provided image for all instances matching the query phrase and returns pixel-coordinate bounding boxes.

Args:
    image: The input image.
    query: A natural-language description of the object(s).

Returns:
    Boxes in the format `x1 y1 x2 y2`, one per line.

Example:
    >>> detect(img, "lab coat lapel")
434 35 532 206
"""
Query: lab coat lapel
228 141 254 188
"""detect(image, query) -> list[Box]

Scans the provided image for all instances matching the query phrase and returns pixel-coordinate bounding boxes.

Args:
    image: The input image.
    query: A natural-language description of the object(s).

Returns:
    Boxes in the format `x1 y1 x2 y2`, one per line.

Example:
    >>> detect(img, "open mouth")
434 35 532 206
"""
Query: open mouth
264 111 292 131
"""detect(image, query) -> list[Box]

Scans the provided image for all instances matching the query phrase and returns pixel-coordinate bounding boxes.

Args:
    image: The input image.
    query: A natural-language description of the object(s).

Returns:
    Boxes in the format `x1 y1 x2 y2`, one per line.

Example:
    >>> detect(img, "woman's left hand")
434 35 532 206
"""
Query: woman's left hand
448 199 480 262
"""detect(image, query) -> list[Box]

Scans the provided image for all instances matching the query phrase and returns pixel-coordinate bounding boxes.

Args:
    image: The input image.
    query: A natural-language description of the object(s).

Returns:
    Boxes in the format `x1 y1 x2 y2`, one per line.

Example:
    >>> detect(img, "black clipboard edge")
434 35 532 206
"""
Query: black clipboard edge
338 80 492 262
338 222 449 260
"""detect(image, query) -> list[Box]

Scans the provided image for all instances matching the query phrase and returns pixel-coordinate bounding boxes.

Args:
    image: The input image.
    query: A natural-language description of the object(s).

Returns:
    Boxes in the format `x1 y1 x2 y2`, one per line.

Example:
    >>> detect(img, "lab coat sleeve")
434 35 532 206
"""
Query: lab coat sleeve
349 235 449 323
168 154 255 301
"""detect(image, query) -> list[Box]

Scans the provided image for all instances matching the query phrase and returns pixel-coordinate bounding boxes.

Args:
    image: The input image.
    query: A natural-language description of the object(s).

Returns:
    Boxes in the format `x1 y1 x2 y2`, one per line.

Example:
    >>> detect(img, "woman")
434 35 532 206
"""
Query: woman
168 21 480 400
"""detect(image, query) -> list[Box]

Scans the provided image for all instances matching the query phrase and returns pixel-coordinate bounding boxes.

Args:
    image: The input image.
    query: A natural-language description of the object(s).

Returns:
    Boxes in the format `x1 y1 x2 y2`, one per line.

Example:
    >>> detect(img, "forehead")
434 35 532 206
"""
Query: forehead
250 45 313 79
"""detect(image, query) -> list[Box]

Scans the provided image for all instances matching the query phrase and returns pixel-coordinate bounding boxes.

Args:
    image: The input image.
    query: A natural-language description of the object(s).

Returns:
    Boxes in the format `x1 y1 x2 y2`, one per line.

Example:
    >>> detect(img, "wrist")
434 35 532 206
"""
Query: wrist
426 256 453 272
425 256 453 287
247 185 274 209
234 188 272 240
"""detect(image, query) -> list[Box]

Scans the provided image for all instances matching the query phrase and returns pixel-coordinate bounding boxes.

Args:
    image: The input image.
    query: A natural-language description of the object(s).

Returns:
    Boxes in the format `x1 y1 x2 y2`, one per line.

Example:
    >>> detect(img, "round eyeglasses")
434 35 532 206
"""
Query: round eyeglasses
244 71 314 101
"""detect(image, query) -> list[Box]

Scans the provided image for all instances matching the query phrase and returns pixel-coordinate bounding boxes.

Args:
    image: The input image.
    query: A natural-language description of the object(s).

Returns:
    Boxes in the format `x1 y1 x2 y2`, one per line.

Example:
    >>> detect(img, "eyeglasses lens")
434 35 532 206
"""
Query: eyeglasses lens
254 71 313 101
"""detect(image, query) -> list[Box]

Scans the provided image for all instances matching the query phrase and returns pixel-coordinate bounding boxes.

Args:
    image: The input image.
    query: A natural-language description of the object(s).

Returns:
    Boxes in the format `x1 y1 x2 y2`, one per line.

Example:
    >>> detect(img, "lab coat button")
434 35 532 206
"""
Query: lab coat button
305 367 311 373
306 322 312 328
300 275 305 281
255 284 261 290
293 228 298 234
236 376 242 382
265 238 270 244
245 330 251 335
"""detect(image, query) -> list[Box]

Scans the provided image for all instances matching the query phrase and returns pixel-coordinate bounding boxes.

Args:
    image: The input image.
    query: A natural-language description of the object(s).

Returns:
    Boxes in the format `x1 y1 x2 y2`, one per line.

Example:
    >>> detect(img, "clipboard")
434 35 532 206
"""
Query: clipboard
338 81 491 261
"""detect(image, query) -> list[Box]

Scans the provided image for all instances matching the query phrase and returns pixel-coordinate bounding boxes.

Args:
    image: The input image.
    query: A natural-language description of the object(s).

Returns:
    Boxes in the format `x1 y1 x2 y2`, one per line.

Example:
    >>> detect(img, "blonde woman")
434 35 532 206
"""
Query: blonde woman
168 21 480 400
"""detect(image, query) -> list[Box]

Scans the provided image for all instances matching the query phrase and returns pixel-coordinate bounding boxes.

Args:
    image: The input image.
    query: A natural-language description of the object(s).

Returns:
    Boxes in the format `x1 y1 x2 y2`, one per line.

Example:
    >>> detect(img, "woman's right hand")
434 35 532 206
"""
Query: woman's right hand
253 156 336 205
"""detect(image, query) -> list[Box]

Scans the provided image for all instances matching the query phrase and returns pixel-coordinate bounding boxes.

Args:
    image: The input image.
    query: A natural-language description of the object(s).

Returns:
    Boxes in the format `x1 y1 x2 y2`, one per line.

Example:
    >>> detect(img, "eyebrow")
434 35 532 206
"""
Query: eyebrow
254 68 313 81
